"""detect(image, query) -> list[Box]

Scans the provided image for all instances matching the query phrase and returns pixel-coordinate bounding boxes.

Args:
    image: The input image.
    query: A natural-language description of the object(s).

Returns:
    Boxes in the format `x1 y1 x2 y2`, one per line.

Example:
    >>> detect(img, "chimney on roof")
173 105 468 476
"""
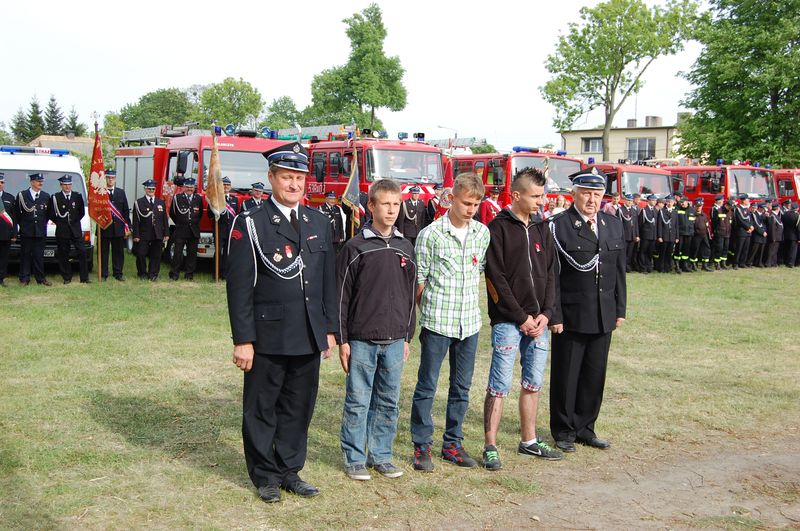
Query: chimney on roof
627 119 637 128
645 115 663 127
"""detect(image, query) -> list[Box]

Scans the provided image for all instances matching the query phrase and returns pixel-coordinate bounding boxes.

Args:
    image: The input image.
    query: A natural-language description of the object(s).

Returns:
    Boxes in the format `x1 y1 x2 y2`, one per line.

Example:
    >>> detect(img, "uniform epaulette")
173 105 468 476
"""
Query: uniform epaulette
302 204 328 220
546 211 567 223
242 203 263 217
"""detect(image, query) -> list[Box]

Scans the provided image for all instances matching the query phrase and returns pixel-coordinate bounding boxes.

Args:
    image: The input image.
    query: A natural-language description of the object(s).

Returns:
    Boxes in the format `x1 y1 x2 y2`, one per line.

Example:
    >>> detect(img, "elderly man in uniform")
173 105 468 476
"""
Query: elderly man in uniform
16 173 52 286
99 170 131 281
318 191 346 249
241 182 267 211
548 169 626 453
208 176 239 280
169 177 203 281
132 180 169 281
0 173 17 286
49 174 90 284
396 185 425 246
226 142 338 503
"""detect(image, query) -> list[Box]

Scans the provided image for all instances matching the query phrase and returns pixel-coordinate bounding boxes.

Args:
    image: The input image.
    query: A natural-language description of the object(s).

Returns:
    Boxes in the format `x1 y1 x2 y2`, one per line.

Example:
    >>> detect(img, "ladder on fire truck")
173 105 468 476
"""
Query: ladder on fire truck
120 124 210 147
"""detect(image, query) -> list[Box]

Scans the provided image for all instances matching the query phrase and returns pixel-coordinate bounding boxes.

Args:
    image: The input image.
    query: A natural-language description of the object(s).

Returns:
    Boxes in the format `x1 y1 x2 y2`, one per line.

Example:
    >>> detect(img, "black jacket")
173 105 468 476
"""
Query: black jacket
485 209 556 327
617 204 638 241
733 205 753 237
319 203 346 243
766 212 784 242
170 193 203 239
638 205 657 240
656 208 679 241
208 194 240 238
49 191 85 239
132 196 168 241
101 187 131 238
15 189 50 238
336 224 417 344
396 198 424 238
1 191 16 241
226 200 338 355
549 206 627 334
710 204 731 238
782 210 799 241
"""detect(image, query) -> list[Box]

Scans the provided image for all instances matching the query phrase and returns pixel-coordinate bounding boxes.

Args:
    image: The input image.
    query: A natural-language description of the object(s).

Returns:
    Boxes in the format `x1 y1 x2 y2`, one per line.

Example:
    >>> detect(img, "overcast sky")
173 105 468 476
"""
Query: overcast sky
1 0 702 151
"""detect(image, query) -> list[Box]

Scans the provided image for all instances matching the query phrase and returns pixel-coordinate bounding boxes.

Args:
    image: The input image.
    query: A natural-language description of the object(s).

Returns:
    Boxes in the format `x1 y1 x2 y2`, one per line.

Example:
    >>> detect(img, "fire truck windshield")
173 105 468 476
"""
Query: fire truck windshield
370 149 443 184
201 149 270 192
728 169 775 198
510 156 581 192
621 171 672 197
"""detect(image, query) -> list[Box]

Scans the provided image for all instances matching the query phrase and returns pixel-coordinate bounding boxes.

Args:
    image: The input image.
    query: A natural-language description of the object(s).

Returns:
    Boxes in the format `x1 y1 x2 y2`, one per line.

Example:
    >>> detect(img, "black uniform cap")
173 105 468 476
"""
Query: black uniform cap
263 142 309 173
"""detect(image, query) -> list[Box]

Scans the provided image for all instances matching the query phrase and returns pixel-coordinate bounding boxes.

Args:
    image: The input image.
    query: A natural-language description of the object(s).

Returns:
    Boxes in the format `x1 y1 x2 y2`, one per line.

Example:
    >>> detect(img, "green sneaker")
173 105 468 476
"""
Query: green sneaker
482 445 502 471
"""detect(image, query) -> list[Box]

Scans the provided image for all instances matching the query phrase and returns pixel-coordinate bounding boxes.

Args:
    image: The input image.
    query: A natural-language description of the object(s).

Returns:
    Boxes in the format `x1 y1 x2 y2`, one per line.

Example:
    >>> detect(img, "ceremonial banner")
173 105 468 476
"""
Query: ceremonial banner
341 144 361 228
88 127 113 229
206 126 225 220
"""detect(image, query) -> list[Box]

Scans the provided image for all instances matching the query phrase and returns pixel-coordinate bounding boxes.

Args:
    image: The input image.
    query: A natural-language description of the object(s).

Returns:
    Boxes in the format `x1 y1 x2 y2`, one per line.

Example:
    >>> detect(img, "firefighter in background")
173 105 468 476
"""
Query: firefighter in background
617 194 639 273
99 170 131 281
689 198 713 272
240 182 266 211
676 196 694 272
731 194 754 269
169 177 203 281
0 173 17 287
208 176 239 280
15 173 51 286
781 200 798 267
49 174 90 284
132 180 169 281
319 191 346 249
425 184 443 227
709 194 731 270
747 203 768 267
395 185 424 246
478 186 502 225
655 195 679 273
765 201 784 267
637 194 657 273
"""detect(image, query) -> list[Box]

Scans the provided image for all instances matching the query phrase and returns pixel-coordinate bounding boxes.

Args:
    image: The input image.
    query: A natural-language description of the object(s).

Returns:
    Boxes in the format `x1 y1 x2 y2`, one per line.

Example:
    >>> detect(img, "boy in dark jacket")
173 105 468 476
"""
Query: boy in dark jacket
482 168 562 470
336 179 417 481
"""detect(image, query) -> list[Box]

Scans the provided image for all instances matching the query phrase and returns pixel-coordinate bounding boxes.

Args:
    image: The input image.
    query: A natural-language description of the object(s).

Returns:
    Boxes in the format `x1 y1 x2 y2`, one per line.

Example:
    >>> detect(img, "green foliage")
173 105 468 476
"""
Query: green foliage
44 95 65 135
120 88 195 129
470 144 497 154
541 0 698 160
64 107 88 137
0 122 12 145
679 0 800 166
303 3 406 129
197 77 263 129
261 96 300 130
26 97 45 141
10 108 28 143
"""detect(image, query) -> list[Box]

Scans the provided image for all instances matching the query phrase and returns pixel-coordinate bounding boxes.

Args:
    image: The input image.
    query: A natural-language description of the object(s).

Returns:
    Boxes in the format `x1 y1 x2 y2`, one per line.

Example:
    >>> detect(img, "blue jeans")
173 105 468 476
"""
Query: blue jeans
410 328 479 447
487 323 549 397
340 340 405 466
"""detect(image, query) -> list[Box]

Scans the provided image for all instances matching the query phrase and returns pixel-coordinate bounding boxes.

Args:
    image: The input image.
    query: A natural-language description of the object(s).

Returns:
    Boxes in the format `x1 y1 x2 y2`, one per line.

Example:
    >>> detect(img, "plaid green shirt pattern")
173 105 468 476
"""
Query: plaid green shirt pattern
416 213 490 339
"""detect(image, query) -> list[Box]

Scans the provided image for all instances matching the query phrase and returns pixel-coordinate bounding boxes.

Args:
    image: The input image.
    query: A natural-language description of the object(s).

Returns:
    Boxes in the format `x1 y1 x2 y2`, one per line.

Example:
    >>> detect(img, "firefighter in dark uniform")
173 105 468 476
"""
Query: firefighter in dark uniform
240 182 266 211
689 198 713 272
731 194 754 269
425 183 443 227
208 176 239 280
49 174 90 284
318 191 346 249
656 195 679 273
169 177 203 280
226 142 338 503
710 194 731 270
396 185 425 246
782 201 799 267
747 204 768 267
99 170 131 281
0 173 17 286
765 201 783 267
132 180 169 281
15 173 51 285
616 194 639 272
637 194 657 273
548 169 626 453
676 196 694 272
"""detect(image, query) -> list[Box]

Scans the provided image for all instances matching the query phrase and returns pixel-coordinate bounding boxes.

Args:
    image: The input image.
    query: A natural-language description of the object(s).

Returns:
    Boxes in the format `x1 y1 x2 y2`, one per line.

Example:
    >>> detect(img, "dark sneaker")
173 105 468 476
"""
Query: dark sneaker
345 464 372 481
518 440 563 461
413 445 434 472
482 445 502 471
370 462 404 478
441 443 478 468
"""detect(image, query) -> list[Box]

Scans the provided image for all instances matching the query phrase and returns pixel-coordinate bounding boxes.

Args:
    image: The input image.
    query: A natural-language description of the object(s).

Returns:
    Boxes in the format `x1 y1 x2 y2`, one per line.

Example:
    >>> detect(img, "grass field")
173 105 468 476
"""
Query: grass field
1 259 799 529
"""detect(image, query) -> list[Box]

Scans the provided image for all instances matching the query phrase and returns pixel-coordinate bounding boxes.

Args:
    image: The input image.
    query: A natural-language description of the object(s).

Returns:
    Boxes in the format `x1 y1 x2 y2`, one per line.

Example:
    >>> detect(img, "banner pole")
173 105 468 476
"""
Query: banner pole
215 219 219 282
97 226 102 282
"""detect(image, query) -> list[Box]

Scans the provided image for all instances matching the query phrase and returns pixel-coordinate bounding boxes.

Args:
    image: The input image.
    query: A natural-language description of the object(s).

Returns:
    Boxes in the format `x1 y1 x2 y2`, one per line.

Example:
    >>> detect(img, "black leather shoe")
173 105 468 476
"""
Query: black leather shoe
282 479 320 497
40 280 52 286
63 279 72 285
80 279 91 284
578 437 611 450
257 485 281 503
150 275 158 282
555 440 576 453
20 280 30 286
114 275 125 282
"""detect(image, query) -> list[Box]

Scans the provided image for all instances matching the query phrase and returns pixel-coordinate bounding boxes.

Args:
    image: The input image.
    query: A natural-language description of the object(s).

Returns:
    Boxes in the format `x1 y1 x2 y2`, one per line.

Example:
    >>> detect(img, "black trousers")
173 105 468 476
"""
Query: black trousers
690 234 711 263
20 236 46 282
712 236 730 264
785 240 798 266
624 240 636 272
57 235 89 281
171 235 198 277
136 239 163 278
550 330 612 443
100 235 125 278
747 241 765 266
0 240 9 281
731 234 751 267
657 240 676 272
243 352 320 488
638 238 655 272
765 242 780 266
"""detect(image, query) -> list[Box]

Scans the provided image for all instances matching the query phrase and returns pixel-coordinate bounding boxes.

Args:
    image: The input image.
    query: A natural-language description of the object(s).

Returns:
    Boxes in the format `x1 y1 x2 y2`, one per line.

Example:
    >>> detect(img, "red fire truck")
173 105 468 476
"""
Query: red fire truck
304 132 444 206
114 125 288 258
775 169 800 205
452 147 585 207
669 162 777 215
592 163 679 204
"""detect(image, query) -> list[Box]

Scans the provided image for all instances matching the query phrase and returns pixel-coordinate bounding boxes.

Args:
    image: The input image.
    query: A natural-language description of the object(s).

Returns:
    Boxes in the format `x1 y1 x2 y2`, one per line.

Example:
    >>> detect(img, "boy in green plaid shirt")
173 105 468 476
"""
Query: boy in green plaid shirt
410 173 490 471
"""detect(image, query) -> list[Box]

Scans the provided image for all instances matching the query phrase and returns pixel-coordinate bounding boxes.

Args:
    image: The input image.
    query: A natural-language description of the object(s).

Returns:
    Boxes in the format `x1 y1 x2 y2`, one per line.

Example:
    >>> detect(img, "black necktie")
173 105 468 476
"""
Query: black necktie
290 209 299 233
34 193 38 201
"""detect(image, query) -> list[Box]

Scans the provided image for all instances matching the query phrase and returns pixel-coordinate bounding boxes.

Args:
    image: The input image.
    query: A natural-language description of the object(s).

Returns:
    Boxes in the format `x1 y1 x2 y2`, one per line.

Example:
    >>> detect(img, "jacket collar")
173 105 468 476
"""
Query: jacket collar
362 222 403 240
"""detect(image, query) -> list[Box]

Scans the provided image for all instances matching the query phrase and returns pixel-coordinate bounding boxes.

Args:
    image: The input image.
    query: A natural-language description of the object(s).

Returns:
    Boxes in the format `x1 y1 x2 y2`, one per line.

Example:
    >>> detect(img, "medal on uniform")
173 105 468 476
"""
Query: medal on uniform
575 220 582 228
601 218 606 226
284 244 293 258
272 215 281 224
273 252 282 262
302 213 309 223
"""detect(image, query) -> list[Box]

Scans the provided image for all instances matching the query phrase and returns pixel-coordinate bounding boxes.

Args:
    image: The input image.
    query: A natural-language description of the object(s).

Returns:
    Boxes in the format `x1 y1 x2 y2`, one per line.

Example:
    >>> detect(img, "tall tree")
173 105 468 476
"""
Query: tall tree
26 97 45 141
10 108 29 143
198 77 263 129
44 95 65 135
0 122 12 145
541 0 698 161
680 0 800 166
64 107 88 137
303 3 406 129
120 88 195 129
261 96 301 130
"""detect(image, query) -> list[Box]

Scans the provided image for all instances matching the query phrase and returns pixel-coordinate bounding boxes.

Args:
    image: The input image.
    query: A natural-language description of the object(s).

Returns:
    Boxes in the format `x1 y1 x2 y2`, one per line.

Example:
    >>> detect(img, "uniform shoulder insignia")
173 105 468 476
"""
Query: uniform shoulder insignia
303 205 328 220
546 211 566 223
242 202 264 217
